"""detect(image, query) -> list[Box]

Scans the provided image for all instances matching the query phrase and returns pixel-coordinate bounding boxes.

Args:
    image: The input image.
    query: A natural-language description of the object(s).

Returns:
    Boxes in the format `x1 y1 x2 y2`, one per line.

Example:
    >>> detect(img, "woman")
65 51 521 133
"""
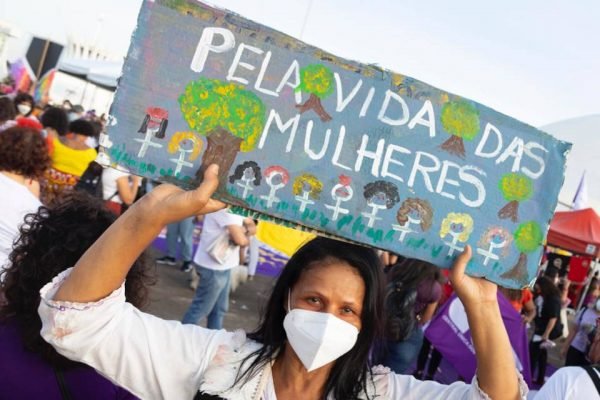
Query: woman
0 96 16 131
383 259 443 374
530 276 563 385
38 166 525 399
40 106 69 137
0 123 49 277
0 193 152 398
13 92 35 119
40 118 98 205
561 281 600 366
499 287 536 324
101 166 142 215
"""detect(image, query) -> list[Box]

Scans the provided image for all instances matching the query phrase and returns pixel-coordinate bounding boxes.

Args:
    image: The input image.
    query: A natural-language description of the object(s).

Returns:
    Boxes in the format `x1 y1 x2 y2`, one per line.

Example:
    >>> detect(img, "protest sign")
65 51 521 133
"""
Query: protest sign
104 0 571 287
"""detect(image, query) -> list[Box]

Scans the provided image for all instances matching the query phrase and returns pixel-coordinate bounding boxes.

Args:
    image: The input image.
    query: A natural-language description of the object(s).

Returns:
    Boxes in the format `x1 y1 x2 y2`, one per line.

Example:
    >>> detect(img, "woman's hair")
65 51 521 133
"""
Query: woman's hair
499 287 523 302
68 118 97 137
237 236 385 399
535 276 561 299
40 106 69 136
0 192 156 369
0 126 50 177
0 96 16 123
384 258 441 341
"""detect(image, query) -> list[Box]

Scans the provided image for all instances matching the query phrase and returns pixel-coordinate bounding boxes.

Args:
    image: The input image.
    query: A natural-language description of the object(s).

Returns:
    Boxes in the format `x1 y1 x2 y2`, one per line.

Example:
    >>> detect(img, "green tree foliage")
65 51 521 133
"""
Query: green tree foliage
499 173 534 202
440 101 480 141
297 64 334 99
514 221 543 254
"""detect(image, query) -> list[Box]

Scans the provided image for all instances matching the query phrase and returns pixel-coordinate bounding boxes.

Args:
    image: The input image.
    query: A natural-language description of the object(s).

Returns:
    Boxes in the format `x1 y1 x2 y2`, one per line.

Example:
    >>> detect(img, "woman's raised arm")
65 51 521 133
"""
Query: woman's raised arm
53 164 225 303
449 246 521 400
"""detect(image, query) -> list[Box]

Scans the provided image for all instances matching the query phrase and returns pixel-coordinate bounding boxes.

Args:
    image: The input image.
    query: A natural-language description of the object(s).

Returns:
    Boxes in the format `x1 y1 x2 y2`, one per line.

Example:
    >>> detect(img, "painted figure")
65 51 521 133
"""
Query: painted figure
361 181 400 228
325 175 353 221
476 226 513 266
229 161 262 199
260 166 289 208
392 198 434 243
135 107 168 158
439 213 474 257
167 132 202 176
292 173 323 213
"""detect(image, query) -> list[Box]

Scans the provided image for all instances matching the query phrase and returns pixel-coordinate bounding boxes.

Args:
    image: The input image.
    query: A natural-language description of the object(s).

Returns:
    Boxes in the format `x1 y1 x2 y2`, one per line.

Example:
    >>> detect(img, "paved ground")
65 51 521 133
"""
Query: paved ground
144 248 276 332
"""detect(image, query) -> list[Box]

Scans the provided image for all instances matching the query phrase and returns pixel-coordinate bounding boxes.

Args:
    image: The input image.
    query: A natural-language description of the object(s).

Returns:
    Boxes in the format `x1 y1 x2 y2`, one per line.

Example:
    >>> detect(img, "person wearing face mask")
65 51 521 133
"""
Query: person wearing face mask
562 289 600 366
36 166 527 400
13 93 35 119
40 118 98 205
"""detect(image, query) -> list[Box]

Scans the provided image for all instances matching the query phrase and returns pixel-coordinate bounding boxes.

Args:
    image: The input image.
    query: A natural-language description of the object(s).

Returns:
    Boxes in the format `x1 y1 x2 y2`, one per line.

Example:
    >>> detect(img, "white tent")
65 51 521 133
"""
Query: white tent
57 57 122 90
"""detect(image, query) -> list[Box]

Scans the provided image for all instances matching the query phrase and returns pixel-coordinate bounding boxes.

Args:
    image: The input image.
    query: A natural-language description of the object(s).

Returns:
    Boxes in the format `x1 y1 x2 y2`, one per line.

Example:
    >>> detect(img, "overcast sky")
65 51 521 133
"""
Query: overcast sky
1 0 599 127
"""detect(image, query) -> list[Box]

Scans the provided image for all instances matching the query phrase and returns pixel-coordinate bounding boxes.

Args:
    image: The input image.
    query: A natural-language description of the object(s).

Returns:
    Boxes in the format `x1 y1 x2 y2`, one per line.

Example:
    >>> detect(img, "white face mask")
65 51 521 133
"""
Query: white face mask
85 136 98 148
17 104 32 115
595 299 600 312
283 292 359 372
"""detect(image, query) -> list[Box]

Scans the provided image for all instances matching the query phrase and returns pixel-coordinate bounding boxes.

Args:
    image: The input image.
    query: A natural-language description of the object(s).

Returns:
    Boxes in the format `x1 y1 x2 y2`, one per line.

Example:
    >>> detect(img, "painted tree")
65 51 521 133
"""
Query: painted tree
440 100 480 158
296 64 334 122
500 221 543 283
179 78 266 192
497 172 533 222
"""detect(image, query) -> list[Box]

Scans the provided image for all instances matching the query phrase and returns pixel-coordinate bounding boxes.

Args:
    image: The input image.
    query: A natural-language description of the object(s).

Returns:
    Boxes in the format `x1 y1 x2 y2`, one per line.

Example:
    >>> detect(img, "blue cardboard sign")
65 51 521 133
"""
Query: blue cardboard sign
105 0 571 287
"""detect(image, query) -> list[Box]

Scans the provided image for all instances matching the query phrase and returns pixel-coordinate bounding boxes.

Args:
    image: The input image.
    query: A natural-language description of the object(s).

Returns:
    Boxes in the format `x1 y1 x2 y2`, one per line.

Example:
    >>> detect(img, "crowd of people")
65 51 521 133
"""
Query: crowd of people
0 89 599 399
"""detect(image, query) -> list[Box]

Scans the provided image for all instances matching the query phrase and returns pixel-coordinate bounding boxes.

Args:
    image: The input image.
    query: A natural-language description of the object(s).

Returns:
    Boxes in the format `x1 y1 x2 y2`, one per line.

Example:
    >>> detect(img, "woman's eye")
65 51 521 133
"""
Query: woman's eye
307 297 320 304
342 307 354 314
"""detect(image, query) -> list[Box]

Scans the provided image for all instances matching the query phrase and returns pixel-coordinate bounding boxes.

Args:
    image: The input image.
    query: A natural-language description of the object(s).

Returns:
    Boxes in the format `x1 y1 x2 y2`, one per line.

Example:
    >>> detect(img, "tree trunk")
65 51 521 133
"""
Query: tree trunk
195 127 242 194
498 200 520 222
440 135 466 158
500 253 528 282
296 93 332 122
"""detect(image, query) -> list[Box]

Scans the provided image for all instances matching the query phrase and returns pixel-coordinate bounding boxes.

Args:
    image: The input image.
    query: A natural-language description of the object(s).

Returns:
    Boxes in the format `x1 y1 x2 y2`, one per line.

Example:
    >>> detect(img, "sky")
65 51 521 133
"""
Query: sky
0 0 599 127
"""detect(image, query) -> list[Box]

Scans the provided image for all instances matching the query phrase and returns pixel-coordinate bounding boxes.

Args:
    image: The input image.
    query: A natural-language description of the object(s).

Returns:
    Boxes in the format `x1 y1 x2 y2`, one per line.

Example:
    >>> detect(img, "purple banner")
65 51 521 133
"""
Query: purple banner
425 292 531 385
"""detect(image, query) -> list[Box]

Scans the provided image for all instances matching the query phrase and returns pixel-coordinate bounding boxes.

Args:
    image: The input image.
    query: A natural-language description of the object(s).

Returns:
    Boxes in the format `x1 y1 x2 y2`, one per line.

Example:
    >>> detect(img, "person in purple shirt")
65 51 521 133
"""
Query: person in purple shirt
0 192 154 399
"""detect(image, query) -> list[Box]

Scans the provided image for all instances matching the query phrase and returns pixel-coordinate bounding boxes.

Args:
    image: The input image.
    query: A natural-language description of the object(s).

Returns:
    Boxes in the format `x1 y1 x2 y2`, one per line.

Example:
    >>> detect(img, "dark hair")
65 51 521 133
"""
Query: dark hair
384 259 441 341
229 161 262 185
14 92 34 116
0 126 50 177
534 276 561 299
237 236 385 399
68 118 96 137
0 96 16 123
363 181 400 209
40 106 69 136
0 192 155 369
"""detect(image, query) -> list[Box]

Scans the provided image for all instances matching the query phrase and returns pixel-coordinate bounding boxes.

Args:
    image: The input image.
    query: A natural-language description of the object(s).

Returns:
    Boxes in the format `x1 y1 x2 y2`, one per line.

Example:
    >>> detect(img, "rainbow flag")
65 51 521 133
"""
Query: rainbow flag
8 58 35 93
34 68 56 103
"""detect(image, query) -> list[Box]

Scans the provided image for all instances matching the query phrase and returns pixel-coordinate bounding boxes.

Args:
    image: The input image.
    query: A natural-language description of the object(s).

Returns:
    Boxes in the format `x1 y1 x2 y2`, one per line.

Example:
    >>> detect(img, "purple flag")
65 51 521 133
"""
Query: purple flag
425 292 531 385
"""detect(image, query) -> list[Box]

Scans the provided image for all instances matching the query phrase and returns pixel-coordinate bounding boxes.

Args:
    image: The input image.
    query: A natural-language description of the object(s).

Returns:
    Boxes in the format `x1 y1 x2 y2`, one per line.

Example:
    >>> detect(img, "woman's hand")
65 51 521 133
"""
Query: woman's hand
134 164 226 226
449 245 498 310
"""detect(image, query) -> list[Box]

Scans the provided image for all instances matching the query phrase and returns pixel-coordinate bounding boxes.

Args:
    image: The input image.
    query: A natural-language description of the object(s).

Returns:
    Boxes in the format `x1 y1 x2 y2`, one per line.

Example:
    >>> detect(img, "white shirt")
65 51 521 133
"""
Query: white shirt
194 209 245 271
0 173 42 273
534 366 600 399
102 167 130 204
38 269 528 400
572 307 600 352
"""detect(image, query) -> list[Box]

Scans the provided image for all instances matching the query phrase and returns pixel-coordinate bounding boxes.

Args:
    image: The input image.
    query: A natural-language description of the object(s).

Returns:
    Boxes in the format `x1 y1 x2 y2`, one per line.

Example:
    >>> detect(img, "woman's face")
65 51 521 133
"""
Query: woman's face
290 261 365 331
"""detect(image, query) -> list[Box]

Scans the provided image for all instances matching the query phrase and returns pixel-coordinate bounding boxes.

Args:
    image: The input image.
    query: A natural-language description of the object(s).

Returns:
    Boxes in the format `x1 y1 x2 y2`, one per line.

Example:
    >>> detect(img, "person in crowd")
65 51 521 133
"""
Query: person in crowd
37 166 526 399
530 276 563 385
0 96 16 131
68 104 85 122
156 216 197 273
13 92 35 119
562 281 600 366
499 287 536 325
40 119 98 205
40 106 69 138
101 165 141 216
181 209 256 328
535 317 600 399
0 192 153 399
383 259 443 374
0 122 49 278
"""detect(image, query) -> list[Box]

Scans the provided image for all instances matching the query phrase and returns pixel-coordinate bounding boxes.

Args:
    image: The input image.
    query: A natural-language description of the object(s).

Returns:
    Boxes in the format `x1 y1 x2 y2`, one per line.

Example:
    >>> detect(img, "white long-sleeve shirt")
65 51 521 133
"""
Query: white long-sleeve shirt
38 269 528 400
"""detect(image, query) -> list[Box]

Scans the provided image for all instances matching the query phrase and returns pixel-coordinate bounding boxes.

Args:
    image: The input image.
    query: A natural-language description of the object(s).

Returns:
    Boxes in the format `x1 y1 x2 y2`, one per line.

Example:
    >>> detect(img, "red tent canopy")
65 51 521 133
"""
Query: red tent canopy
547 208 600 258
